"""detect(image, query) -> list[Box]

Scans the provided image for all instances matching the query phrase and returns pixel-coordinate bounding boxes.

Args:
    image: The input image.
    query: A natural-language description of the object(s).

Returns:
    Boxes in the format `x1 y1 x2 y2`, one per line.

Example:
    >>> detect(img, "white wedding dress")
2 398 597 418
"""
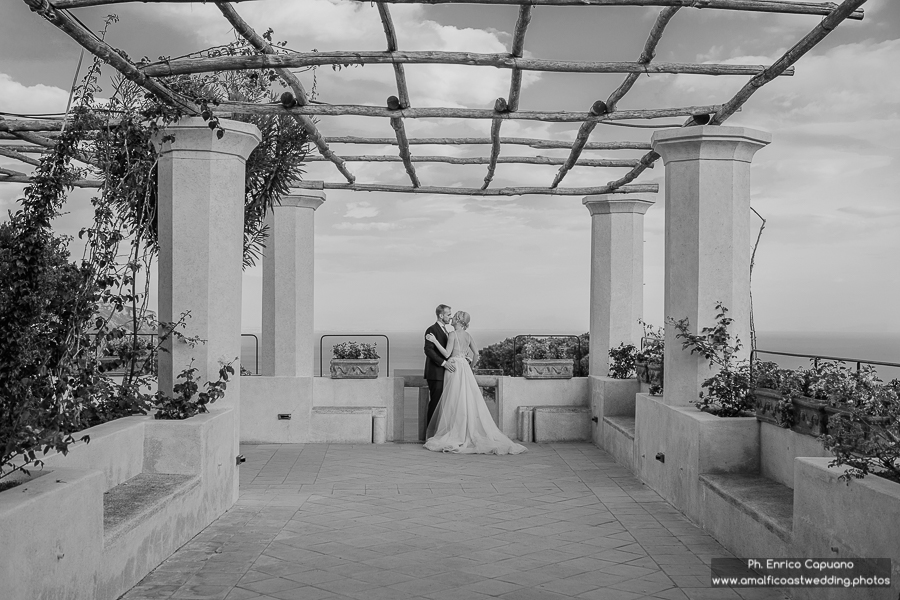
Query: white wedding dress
424 330 527 455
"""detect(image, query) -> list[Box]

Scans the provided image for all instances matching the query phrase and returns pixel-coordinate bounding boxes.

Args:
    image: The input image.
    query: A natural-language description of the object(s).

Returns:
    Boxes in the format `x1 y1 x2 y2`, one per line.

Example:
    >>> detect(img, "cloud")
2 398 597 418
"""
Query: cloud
332 221 397 231
0 72 70 115
343 201 379 218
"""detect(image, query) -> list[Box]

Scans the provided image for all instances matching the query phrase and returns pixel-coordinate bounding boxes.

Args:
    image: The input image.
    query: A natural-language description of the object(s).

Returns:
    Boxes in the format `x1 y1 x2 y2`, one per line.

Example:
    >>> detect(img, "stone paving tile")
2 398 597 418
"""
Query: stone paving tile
121 442 788 600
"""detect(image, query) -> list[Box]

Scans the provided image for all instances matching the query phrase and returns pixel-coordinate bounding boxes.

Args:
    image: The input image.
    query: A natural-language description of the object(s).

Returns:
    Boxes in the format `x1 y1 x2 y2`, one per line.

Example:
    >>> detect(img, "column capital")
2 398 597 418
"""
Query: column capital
152 117 261 160
278 191 326 211
651 125 771 165
583 193 654 216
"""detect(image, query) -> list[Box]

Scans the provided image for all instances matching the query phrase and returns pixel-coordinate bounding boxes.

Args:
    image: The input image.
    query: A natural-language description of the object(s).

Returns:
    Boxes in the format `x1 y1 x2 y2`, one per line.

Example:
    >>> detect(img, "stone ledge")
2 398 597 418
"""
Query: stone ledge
533 406 591 443
312 406 379 414
103 473 199 545
604 416 636 440
700 473 793 542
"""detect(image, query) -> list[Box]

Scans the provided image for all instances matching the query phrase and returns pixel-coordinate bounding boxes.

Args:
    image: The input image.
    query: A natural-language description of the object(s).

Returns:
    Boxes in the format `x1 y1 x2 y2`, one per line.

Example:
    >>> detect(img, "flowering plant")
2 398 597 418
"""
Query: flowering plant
332 341 379 360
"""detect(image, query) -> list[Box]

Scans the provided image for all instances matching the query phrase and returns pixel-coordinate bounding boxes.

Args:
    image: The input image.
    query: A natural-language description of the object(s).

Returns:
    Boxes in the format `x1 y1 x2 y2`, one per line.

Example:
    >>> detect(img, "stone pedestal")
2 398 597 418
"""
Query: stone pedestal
261 192 325 377
154 117 260 400
651 126 770 405
583 194 654 377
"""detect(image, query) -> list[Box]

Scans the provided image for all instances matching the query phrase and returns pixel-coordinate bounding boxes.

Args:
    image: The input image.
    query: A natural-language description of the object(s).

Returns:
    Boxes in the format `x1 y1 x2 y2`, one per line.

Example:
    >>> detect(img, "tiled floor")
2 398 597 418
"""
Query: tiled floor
121 443 787 600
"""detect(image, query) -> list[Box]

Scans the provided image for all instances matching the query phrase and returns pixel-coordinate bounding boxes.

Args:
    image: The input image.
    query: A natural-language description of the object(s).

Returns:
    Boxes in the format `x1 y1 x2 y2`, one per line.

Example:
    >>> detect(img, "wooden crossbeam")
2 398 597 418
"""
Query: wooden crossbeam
216 3 355 183
216 102 723 122
605 0 867 193
22 0 194 113
4 127 100 168
304 155 648 167
292 181 659 196
50 0 866 20
141 52 796 77
0 146 42 167
376 2 420 187
0 174 102 187
712 0 868 124
0 167 27 177
0 144 47 153
607 6 680 111
324 137 653 150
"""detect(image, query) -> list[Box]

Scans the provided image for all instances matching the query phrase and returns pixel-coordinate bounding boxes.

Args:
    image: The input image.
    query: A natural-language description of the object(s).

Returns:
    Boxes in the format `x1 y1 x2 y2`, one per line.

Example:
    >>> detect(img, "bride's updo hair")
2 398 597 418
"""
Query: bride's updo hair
454 311 471 329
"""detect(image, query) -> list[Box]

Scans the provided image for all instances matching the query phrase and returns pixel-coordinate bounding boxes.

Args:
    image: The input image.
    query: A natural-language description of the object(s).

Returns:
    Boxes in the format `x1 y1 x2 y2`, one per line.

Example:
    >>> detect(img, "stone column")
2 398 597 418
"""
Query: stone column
261 191 325 377
651 125 770 405
155 117 261 400
583 194 654 377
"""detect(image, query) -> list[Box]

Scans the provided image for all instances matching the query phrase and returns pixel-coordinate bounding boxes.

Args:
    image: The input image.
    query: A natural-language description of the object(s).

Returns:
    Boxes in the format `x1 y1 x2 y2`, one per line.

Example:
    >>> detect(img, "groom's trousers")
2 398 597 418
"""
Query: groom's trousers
426 377 444 427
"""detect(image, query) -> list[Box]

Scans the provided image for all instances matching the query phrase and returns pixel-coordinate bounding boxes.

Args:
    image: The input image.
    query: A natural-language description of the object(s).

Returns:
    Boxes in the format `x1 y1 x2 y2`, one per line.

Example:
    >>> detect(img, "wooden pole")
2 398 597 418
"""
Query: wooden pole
376 2 420 187
0 174 103 188
292 181 659 196
216 3 356 183
52 0 865 20
606 6 680 111
323 136 653 149
141 51 796 77
506 4 533 113
303 154 648 167
216 101 724 122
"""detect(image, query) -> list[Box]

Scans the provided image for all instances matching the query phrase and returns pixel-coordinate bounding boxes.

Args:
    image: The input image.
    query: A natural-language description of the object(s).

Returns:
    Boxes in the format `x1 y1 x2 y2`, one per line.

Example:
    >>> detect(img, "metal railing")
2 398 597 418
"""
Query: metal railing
319 334 390 377
753 349 900 373
513 334 584 377
241 333 259 375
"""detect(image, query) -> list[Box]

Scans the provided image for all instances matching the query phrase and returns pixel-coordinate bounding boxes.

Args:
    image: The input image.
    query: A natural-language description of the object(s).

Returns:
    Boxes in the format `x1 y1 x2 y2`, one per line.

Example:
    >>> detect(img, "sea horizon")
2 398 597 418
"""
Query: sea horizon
239 329 900 380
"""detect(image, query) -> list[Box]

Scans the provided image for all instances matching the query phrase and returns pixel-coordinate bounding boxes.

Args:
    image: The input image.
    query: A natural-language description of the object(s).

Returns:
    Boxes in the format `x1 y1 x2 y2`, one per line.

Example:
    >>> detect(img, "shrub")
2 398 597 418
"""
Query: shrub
522 337 571 360
608 343 637 379
332 341 379 360
153 360 235 420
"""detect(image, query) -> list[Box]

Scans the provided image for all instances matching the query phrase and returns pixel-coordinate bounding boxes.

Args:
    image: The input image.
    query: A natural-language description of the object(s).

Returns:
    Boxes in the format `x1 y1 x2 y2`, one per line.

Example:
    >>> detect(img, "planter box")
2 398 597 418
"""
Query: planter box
635 360 650 383
523 358 574 380
648 362 663 387
791 395 827 437
754 388 791 427
330 358 379 379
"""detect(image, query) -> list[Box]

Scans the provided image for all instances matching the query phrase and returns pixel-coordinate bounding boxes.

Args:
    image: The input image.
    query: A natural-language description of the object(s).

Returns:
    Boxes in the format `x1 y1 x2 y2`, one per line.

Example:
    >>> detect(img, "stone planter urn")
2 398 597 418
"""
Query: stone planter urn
753 388 791 427
648 361 664 387
635 360 650 383
791 395 828 436
523 358 574 380
330 358 379 379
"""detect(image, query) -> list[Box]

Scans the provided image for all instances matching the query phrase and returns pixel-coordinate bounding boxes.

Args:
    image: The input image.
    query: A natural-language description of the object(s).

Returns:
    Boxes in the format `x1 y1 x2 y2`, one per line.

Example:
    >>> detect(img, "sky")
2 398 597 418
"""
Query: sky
1 0 898 336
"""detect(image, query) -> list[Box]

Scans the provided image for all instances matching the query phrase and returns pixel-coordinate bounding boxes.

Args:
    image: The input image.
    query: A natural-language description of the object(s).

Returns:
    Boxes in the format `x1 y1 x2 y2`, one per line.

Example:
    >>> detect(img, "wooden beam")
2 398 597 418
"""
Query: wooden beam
482 114 503 189
606 6 680 111
506 5 532 113
216 2 356 183
303 154 648 167
22 0 195 113
0 144 48 153
376 2 420 186
324 136 653 149
217 101 724 122
50 0 865 21
0 146 42 167
292 181 659 196
712 0 868 124
141 51 796 77
0 174 103 187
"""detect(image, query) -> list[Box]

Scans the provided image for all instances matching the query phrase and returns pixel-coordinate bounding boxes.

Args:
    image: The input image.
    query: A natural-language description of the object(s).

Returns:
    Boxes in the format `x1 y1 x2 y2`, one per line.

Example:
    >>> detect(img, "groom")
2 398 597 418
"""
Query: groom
424 304 455 427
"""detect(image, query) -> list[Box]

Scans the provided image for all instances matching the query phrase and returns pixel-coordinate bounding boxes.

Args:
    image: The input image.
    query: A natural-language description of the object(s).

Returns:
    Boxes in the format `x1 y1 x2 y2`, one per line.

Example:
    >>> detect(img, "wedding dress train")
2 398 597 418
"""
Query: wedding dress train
424 355 527 455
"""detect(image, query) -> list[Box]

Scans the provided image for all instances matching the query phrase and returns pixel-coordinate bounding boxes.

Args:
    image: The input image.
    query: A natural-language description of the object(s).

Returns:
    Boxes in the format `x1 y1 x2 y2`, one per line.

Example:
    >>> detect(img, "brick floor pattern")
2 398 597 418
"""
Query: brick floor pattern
121 443 787 600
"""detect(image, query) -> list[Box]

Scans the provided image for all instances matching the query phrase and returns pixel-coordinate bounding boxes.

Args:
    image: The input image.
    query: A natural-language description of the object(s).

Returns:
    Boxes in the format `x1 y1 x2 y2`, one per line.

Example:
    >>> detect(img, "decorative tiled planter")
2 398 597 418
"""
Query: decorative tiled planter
648 362 664 387
753 387 790 427
635 360 650 383
523 358 574 379
330 358 379 379
791 395 827 436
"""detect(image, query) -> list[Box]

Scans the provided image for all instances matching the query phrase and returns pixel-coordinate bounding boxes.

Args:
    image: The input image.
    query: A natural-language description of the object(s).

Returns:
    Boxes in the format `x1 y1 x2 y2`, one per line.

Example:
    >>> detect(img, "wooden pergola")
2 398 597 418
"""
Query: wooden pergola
0 0 867 196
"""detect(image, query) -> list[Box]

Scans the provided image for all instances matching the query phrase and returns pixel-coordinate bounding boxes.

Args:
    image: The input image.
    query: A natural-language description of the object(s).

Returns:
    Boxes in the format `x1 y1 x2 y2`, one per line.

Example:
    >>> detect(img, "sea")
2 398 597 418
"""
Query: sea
239 329 900 381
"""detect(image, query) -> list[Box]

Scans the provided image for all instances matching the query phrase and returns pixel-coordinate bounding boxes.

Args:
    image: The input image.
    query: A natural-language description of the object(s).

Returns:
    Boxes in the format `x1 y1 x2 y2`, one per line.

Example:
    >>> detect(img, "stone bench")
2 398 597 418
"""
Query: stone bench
517 406 591 443
103 473 199 545
699 473 794 558
310 406 387 444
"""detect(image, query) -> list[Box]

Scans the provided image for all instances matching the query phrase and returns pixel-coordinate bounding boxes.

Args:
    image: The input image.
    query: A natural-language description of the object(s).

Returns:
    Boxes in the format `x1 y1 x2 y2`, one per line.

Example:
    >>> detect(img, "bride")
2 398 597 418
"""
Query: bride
423 311 527 455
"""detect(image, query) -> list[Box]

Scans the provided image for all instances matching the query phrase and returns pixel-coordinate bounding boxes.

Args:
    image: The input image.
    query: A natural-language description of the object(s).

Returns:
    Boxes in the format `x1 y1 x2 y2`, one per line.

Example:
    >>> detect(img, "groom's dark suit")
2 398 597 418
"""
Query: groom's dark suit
424 322 449 427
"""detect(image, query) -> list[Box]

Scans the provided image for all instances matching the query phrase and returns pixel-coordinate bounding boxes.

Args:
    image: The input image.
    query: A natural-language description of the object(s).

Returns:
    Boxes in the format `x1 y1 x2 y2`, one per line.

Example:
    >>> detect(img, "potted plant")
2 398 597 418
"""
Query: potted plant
522 338 574 379
635 320 663 385
607 343 637 379
330 341 380 379
634 348 651 383
751 360 795 428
